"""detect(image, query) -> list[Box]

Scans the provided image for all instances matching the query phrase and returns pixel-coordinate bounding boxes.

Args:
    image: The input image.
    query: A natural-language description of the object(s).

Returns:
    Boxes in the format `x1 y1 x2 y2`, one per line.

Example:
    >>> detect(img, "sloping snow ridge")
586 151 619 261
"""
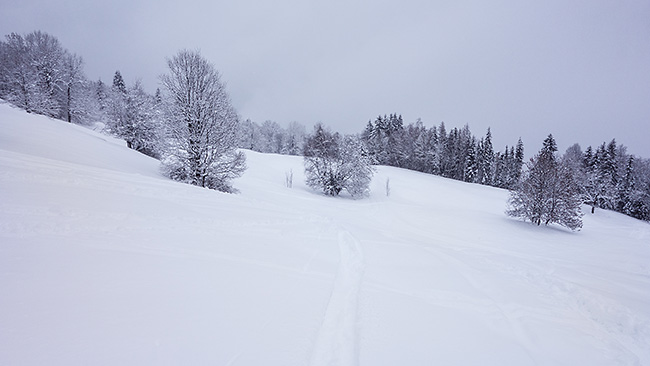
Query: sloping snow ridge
1 100 649 365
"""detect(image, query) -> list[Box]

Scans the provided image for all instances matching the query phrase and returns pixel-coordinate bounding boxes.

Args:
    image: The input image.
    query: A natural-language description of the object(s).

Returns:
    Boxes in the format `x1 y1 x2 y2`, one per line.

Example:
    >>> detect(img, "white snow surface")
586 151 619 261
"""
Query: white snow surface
1 100 649 365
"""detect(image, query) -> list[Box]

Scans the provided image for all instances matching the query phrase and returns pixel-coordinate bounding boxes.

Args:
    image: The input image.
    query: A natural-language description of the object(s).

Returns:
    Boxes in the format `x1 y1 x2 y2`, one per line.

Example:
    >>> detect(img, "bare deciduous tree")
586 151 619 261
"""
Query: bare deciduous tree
160 50 245 192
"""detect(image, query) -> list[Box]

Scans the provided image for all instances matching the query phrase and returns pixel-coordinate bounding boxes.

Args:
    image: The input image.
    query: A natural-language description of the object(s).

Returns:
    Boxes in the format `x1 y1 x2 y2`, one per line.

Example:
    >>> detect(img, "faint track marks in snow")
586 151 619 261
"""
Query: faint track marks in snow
310 231 364 366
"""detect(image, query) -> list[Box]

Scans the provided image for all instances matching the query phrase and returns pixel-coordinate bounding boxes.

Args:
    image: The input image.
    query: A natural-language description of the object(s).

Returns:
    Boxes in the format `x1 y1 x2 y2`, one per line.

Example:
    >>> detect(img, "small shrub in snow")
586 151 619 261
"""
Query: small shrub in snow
285 169 293 188
385 177 391 197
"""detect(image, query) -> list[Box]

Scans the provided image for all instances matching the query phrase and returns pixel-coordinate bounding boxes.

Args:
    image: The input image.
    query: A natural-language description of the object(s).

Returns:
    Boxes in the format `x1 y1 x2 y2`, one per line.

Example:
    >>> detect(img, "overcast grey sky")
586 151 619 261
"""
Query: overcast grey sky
2 0 649 157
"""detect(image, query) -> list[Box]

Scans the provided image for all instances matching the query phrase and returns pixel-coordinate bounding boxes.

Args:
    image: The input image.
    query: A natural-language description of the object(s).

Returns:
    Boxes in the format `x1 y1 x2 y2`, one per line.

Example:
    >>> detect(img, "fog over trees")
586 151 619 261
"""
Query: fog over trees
1 30 649 223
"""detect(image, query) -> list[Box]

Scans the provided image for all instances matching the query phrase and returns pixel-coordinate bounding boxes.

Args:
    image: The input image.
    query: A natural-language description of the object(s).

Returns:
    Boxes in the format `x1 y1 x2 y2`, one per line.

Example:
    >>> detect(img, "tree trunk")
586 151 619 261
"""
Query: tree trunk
67 86 72 123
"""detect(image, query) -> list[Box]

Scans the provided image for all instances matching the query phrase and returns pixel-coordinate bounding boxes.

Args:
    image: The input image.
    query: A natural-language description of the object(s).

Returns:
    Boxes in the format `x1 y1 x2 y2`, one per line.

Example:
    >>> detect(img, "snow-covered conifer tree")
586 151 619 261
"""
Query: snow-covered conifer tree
506 134 583 231
112 71 127 95
464 137 478 183
412 126 435 174
513 138 524 183
477 128 495 186
124 80 160 156
106 70 128 135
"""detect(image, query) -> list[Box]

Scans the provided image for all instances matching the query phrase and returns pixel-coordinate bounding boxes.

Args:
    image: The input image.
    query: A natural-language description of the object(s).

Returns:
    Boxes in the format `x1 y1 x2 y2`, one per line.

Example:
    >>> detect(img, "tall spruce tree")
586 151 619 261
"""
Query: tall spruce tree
464 137 478 183
513 138 524 183
477 128 494 186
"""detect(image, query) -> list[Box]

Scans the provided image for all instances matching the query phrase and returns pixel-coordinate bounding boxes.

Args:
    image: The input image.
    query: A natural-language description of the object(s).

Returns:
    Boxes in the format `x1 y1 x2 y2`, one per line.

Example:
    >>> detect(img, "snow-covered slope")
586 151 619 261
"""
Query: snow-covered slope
1 100 649 365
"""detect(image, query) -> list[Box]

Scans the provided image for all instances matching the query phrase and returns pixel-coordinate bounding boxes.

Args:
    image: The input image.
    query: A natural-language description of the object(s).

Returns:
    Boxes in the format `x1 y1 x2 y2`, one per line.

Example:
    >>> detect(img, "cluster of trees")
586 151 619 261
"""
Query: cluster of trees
0 31 164 157
0 31 89 123
361 114 524 189
564 139 650 221
100 72 163 158
2 31 649 221
238 119 306 156
300 113 526 200
359 114 650 226
507 135 650 230
1 31 244 192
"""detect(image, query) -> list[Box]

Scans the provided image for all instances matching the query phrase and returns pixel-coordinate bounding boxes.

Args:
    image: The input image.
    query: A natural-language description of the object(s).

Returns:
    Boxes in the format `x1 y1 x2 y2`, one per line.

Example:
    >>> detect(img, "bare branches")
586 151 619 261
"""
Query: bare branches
160 50 245 192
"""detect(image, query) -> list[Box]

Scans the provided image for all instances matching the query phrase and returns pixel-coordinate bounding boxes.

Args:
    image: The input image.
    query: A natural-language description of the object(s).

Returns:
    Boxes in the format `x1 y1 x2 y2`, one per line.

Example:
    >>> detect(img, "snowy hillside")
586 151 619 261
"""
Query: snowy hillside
1 100 649 365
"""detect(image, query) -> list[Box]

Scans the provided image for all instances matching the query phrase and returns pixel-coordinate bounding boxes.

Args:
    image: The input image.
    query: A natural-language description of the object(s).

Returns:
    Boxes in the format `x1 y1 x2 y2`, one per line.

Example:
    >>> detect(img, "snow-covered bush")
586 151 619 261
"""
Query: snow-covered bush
303 124 374 198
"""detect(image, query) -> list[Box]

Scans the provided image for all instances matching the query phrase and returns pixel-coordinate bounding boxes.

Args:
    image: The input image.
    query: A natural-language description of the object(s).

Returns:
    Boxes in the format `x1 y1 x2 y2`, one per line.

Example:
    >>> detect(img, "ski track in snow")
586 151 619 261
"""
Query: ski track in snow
310 231 364 366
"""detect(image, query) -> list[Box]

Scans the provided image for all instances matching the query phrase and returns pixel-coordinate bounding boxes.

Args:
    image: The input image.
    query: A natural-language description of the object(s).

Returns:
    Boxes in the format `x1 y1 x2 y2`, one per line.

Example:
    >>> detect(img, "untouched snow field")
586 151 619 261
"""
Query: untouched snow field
1 100 649 365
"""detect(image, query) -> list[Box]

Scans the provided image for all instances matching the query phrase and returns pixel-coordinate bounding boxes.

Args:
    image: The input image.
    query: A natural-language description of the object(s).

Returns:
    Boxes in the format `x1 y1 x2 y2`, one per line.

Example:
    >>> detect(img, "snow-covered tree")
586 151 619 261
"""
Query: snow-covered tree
477 128 495 186
283 121 306 155
160 50 246 192
237 119 259 151
123 80 160 156
0 33 35 111
60 53 86 123
304 124 342 195
105 70 128 135
581 140 625 213
361 114 405 166
24 31 67 117
112 70 127 95
582 144 608 213
259 120 284 154
507 134 583 231
93 79 109 118
412 124 437 174
513 138 525 183
339 136 375 197
304 124 374 197
624 157 650 221
439 127 458 178
617 155 635 213
464 137 478 182
493 150 507 188
0 31 68 117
